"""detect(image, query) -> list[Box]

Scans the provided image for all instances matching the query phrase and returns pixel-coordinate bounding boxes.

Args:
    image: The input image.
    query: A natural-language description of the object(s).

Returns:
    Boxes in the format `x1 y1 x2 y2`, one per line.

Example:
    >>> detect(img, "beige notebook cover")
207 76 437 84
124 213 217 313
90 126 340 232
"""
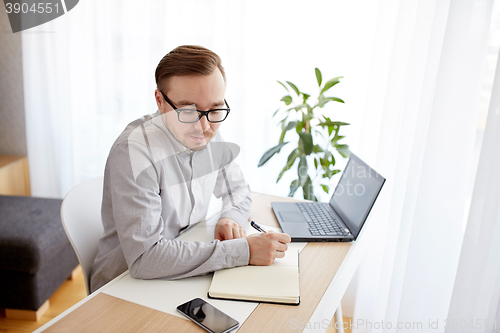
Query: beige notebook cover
208 249 300 305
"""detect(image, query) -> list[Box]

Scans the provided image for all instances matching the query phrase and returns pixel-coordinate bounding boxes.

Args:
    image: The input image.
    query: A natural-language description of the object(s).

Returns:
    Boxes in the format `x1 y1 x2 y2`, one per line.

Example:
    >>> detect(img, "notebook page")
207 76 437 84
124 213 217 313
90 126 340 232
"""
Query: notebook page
209 249 299 303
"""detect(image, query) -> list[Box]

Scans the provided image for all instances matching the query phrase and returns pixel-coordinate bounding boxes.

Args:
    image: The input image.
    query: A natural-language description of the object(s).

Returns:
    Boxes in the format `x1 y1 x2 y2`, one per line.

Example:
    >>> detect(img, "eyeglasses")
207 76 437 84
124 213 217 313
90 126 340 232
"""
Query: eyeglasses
160 90 230 123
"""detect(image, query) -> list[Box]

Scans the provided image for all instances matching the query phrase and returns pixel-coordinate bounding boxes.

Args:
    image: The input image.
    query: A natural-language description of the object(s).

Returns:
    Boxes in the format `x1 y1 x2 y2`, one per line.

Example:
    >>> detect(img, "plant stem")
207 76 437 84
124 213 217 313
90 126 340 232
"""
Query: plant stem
304 109 311 133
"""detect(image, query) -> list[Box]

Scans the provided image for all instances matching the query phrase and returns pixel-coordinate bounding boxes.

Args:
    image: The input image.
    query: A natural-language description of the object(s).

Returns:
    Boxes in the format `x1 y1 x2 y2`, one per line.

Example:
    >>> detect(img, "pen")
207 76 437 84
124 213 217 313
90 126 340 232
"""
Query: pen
251 221 267 233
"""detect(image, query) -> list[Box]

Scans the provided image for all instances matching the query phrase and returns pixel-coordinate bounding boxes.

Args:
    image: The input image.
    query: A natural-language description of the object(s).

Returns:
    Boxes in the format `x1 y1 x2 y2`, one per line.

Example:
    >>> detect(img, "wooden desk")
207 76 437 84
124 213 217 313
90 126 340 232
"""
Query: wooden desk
0 155 30 196
36 193 369 333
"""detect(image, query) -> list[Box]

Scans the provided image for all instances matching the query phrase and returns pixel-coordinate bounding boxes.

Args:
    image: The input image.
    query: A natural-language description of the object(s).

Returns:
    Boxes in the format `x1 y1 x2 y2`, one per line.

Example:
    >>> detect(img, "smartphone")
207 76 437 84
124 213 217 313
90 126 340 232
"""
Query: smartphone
176 298 239 333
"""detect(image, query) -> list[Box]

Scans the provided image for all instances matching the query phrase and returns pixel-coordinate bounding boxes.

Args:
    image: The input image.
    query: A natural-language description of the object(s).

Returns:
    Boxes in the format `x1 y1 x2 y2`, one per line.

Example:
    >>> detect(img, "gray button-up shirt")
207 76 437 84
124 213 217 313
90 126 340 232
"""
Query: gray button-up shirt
90 111 252 292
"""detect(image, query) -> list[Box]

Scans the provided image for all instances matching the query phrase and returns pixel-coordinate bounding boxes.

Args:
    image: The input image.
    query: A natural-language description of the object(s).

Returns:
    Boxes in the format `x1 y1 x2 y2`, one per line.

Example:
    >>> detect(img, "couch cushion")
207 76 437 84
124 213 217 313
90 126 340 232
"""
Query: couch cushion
0 195 71 273
0 242 79 310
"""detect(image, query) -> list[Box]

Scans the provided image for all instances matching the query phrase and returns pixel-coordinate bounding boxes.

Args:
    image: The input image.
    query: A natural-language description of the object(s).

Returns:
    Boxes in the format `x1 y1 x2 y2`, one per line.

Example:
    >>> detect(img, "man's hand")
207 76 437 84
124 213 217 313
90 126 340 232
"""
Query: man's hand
247 232 291 266
214 217 246 241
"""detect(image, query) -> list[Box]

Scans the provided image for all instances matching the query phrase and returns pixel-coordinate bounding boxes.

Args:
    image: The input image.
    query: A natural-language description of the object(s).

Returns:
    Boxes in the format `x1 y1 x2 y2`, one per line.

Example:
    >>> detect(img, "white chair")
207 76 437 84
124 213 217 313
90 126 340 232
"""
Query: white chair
61 176 104 295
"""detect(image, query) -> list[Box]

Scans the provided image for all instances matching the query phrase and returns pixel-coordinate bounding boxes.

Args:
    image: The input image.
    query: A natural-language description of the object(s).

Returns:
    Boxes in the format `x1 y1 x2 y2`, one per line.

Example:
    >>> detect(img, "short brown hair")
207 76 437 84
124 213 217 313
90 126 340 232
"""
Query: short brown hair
155 45 226 92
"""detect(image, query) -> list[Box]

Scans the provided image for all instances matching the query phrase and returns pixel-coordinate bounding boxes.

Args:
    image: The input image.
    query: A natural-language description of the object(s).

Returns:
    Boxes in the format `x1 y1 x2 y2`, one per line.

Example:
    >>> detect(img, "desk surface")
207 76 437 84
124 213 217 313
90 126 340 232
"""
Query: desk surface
39 193 359 333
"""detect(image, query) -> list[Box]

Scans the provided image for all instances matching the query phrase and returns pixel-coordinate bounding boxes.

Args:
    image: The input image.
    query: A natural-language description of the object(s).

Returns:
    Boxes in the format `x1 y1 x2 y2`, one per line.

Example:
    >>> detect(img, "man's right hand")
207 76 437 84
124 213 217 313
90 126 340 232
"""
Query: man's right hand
246 232 291 266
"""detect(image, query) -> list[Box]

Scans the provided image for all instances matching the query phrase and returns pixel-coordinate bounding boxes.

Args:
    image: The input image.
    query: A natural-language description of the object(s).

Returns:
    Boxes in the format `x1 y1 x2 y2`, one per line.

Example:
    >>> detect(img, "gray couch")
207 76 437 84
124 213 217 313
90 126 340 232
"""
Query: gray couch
0 195 79 312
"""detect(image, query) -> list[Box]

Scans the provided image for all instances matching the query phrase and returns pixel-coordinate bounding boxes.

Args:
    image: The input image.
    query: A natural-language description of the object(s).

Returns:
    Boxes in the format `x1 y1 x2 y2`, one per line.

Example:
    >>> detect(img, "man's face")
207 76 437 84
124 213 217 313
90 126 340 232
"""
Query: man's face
155 70 226 151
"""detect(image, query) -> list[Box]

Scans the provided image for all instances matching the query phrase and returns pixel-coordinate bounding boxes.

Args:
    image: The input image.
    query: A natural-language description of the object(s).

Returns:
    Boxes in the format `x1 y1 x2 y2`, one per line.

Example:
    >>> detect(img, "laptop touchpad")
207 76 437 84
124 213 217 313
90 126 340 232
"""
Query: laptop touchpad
280 212 306 223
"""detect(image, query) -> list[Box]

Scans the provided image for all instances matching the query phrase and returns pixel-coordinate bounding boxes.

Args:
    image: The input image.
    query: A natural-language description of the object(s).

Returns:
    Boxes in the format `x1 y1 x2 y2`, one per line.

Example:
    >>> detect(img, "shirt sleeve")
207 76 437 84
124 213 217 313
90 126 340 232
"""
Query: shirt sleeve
213 159 252 227
108 140 249 281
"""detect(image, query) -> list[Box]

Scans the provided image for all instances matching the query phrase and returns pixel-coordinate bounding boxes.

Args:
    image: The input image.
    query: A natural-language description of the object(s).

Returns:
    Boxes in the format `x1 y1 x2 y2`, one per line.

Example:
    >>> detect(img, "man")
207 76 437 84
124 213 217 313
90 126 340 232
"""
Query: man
90 45 291 292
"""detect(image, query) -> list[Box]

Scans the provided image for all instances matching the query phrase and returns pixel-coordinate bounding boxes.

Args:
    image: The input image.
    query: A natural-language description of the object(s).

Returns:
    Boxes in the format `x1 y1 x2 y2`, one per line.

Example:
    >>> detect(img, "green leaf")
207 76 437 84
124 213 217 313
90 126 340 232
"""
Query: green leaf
276 149 300 183
287 148 301 163
323 169 341 178
258 141 288 167
285 121 297 131
281 95 293 105
317 97 345 108
298 156 308 186
314 158 318 169
318 121 350 127
331 135 345 144
317 98 328 108
276 166 289 183
277 80 289 92
327 125 334 136
286 81 300 96
272 108 281 117
279 120 297 142
302 176 314 200
296 121 305 132
315 68 322 86
293 103 309 112
289 179 299 197
279 118 287 131
320 77 342 95
278 117 289 142
328 97 345 103
302 93 311 103
336 144 350 158
298 132 313 155
313 145 324 153
321 184 330 194
330 153 336 167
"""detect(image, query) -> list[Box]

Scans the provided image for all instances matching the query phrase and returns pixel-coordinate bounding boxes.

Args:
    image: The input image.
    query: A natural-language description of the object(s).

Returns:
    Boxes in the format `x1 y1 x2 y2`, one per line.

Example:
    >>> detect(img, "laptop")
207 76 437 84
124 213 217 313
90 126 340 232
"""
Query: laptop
272 153 385 242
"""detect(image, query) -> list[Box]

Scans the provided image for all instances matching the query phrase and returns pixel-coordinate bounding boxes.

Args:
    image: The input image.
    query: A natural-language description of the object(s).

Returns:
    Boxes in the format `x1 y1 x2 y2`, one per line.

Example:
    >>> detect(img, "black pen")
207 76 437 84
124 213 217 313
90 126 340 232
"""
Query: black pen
251 221 267 233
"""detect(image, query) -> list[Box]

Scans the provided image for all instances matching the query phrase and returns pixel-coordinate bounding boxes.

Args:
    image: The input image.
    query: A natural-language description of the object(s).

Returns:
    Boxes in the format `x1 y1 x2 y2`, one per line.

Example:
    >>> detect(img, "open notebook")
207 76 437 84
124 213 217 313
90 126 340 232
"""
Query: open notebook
207 248 300 305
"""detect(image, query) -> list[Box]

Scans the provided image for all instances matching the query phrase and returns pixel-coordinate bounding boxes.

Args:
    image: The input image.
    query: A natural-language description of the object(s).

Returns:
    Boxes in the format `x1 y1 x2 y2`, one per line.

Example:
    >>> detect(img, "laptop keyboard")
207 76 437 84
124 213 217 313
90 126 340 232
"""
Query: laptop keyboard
297 203 349 237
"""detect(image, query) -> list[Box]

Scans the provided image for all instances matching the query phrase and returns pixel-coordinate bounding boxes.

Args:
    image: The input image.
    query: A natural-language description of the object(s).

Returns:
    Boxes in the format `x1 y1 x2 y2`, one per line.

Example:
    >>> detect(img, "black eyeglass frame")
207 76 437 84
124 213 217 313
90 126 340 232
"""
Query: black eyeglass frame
160 90 231 123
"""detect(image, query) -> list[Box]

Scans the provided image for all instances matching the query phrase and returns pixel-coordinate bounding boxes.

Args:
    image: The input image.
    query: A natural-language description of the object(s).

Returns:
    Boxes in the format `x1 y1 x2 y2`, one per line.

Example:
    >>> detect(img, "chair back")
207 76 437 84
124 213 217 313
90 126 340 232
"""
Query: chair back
61 176 104 295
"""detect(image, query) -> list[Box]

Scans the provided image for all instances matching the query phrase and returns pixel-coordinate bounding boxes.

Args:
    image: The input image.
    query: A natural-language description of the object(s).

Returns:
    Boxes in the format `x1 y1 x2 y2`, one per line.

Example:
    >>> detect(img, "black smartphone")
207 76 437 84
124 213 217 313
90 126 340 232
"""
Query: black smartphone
176 298 239 333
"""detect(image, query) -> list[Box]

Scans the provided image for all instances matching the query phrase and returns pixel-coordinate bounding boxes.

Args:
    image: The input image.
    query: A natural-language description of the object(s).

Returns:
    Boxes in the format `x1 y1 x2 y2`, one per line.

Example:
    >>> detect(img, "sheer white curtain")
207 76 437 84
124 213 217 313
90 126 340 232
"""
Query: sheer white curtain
445 17 500 331
348 0 500 332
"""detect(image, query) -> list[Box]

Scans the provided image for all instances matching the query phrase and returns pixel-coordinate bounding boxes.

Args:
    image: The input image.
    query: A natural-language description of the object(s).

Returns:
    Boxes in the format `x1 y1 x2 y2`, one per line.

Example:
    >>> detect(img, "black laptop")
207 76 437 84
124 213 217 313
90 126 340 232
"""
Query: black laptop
272 153 385 242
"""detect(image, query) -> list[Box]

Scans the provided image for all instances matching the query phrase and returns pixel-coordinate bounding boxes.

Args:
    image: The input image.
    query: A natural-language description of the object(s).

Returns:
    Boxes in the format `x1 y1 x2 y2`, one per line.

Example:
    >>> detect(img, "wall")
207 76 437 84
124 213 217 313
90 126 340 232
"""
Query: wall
0 5 27 156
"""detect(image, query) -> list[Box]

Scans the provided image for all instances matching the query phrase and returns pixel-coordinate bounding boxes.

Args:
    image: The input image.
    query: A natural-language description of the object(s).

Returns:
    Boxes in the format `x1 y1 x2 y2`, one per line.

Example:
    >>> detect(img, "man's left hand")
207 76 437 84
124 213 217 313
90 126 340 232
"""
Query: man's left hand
214 218 246 241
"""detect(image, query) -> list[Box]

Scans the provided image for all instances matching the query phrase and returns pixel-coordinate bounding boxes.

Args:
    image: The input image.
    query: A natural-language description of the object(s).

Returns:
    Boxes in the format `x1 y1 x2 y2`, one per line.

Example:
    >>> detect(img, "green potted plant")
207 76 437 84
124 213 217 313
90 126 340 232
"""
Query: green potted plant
258 68 349 201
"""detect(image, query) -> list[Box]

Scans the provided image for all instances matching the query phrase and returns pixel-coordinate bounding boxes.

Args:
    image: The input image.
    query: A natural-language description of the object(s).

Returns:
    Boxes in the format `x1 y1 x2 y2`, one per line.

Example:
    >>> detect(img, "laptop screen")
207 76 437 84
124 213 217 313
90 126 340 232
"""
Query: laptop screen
329 154 385 239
